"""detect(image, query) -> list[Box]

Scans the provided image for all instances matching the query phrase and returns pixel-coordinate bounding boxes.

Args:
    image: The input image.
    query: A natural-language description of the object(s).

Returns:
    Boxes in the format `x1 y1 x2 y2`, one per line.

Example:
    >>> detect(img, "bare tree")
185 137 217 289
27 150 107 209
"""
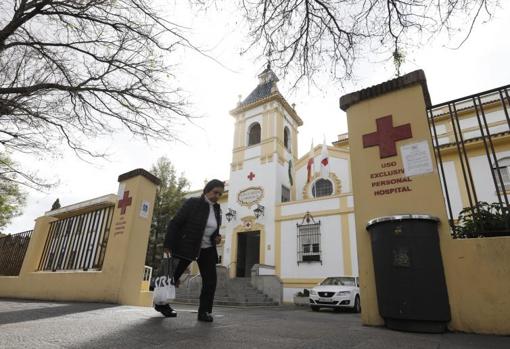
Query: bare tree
0 0 200 189
239 0 499 83
0 0 501 189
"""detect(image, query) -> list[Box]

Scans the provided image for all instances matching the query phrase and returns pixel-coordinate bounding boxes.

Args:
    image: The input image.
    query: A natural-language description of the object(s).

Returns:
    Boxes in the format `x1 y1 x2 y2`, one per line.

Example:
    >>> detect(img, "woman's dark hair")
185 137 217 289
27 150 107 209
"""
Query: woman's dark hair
203 179 225 194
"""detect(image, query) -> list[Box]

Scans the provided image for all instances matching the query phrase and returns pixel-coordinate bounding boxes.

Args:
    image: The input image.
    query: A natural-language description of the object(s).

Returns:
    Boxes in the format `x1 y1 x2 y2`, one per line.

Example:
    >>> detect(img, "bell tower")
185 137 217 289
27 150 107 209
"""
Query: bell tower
225 63 303 274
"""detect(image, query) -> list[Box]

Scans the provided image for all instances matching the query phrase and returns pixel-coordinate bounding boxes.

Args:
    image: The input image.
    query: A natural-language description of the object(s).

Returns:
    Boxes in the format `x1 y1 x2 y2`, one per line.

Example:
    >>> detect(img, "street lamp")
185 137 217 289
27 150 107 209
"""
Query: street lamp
253 204 265 219
225 208 237 222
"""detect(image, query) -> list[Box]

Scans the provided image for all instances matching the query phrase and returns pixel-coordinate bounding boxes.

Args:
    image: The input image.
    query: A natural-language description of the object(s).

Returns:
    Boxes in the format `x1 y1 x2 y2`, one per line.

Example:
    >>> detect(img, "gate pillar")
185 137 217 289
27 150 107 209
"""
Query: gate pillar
104 168 160 306
340 70 451 327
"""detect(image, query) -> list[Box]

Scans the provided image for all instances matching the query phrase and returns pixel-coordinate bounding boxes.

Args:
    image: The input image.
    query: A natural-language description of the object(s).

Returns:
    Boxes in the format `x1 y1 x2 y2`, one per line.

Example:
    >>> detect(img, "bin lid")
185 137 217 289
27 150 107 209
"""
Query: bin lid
366 214 439 229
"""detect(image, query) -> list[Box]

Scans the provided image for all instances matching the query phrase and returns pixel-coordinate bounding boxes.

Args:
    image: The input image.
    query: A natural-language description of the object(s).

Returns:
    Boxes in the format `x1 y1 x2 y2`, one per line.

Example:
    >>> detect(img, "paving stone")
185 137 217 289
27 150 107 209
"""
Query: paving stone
0 299 509 349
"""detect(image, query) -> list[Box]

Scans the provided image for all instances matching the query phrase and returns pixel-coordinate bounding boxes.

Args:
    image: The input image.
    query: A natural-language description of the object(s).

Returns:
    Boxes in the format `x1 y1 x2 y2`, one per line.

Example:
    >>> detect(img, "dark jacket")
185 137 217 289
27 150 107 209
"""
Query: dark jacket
163 196 221 261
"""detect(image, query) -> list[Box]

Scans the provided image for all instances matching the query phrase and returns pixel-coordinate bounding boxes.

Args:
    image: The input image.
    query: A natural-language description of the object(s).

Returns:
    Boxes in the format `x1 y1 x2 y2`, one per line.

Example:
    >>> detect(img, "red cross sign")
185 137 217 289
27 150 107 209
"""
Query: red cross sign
362 115 412 158
247 172 256 181
118 190 132 215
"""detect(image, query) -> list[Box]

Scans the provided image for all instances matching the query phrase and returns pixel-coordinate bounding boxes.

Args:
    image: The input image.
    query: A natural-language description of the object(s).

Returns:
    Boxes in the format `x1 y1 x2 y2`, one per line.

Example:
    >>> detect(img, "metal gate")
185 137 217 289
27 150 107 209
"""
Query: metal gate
38 206 114 271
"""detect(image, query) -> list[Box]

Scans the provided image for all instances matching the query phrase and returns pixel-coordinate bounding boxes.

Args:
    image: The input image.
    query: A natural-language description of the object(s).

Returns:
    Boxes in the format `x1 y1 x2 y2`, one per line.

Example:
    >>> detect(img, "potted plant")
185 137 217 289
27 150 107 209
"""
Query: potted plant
293 289 310 306
454 201 510 238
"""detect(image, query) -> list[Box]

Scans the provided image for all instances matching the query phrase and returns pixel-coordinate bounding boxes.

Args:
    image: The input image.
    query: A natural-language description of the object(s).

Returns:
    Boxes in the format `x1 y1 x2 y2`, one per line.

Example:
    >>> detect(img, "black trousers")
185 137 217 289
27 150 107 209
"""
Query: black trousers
173 247 217 314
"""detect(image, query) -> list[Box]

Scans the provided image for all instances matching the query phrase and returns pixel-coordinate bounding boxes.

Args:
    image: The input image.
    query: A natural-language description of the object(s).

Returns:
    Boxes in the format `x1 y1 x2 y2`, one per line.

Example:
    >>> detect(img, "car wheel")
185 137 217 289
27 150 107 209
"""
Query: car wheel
353 295 361 313
311 306 320 312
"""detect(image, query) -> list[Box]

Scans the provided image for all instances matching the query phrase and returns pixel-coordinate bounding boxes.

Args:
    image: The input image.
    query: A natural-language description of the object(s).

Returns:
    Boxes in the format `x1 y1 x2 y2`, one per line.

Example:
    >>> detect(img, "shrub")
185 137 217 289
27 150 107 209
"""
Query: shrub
454 201 510 238
295 289 310 297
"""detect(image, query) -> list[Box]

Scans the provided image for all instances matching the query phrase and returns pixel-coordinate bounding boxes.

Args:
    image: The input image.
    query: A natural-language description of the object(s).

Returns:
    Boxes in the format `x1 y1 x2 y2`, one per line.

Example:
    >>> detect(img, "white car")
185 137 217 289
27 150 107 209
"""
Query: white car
309 276 361 312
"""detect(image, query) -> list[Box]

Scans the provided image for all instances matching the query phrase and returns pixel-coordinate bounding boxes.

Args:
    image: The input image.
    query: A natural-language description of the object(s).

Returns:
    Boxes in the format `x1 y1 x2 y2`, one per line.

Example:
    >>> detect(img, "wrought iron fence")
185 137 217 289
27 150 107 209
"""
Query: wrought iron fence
0 230 33 276
38 205 114 271
428 84 510 237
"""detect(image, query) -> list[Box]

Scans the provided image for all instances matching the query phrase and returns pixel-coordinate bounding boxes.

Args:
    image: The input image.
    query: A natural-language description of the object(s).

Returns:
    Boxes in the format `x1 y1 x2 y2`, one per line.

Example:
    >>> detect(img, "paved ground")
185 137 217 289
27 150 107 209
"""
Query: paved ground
0 299 509 348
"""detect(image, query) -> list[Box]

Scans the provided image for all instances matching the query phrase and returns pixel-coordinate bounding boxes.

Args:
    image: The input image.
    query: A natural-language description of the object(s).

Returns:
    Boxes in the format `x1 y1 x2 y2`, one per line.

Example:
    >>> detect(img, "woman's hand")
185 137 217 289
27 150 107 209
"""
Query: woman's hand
163 248 171 257
214 235 222 244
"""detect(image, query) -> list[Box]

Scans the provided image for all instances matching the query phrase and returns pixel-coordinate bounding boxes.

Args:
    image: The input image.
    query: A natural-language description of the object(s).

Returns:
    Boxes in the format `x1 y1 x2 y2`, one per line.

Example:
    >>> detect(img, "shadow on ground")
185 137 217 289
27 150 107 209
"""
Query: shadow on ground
0 298 118 326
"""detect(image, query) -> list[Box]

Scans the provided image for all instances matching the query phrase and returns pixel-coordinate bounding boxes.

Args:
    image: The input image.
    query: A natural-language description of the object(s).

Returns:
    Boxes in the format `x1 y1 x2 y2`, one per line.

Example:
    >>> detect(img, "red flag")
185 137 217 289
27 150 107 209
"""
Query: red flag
320 138 330 178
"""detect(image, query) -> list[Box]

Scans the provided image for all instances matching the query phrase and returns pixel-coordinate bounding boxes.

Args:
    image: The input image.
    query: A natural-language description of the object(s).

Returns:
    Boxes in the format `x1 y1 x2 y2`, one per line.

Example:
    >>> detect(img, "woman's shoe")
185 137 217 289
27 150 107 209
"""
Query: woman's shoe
155 304 177 318
197 312 213 322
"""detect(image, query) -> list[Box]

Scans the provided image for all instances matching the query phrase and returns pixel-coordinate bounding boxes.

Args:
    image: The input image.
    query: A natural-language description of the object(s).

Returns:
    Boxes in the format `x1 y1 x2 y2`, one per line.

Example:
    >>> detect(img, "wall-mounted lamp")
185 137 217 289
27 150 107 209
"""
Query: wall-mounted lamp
253 204 265 219
225 208 237 222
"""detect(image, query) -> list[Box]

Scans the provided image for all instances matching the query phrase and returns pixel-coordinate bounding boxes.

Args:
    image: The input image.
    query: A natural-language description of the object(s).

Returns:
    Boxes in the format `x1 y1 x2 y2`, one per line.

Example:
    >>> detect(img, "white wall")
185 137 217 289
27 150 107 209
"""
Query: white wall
331 157 351 193
281 197 340 216
280 214 344 279
283 287 303 302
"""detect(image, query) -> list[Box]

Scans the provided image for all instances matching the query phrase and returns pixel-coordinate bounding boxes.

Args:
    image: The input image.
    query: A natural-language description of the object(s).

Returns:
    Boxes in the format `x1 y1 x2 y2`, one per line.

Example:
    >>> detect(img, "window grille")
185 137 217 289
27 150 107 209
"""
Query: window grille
296 212 321 263
312 178 333 197
248 123 261 145
281 185 290 203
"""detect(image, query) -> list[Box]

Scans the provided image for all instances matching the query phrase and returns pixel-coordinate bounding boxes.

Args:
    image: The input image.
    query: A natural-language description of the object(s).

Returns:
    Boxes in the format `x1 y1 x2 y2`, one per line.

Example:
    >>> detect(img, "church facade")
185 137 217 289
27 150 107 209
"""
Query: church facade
188 65 358 302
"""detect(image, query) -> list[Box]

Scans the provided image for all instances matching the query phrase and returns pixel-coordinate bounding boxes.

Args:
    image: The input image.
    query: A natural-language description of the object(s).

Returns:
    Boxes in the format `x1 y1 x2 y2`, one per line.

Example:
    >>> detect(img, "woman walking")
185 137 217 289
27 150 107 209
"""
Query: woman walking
156 179 224 322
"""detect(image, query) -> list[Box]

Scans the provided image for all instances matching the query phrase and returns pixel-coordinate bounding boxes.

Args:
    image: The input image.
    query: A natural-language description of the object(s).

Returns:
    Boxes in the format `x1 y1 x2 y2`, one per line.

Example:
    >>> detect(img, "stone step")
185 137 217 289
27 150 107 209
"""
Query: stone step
175 294 273 301
230 295 268 300
176 294 271 302
173 298 279 307
178 288 263 296
177 290 228 295
175 292 232 298
175 276 279 307
174 297 239 303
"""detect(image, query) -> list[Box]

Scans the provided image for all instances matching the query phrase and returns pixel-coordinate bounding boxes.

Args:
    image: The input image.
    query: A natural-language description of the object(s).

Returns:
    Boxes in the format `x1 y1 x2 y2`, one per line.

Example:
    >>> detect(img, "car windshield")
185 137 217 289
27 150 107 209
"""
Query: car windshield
320 277 356 286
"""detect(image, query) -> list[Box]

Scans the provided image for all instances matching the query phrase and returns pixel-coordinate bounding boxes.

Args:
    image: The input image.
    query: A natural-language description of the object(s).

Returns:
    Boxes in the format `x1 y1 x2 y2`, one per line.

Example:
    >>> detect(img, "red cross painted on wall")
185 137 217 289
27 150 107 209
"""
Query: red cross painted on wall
118 190 133 215
362 115 412 158
247 172 256 181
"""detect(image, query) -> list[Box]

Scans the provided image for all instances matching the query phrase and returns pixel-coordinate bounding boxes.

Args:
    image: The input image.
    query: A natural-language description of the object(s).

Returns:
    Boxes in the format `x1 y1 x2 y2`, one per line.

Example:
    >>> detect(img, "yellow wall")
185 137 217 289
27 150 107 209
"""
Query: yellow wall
0 169 159 307
231 114 246 171
341 70 510 335
441 237 510 334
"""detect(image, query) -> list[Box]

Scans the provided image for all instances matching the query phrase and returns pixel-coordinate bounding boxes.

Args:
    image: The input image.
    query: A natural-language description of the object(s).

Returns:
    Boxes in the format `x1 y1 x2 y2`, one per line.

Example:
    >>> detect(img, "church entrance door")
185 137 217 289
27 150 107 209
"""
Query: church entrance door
236 231 260 277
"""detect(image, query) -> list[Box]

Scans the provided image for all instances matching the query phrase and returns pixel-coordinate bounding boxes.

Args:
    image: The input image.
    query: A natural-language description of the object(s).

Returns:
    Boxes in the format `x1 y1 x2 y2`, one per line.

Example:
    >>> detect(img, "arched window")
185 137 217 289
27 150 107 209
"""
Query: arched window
493 157 510 191
248 122 261 146
312 178 333 198
284 126 291 150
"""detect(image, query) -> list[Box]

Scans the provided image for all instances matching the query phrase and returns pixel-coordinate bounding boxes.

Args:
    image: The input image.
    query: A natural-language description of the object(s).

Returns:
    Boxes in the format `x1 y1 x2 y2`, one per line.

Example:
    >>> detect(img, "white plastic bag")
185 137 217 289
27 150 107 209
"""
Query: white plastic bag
152 253 177 305
153 275 176 305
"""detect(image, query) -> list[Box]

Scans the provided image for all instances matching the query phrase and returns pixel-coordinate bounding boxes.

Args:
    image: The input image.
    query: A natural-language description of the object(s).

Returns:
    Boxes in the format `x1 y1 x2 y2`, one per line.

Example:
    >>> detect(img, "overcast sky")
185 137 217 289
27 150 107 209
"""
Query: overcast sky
5 3 510 234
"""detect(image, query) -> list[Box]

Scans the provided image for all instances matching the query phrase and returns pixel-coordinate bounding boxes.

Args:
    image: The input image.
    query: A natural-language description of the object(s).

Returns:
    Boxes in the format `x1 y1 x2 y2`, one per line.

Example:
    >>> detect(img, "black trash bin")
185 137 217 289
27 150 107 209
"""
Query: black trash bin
366 215 450 333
